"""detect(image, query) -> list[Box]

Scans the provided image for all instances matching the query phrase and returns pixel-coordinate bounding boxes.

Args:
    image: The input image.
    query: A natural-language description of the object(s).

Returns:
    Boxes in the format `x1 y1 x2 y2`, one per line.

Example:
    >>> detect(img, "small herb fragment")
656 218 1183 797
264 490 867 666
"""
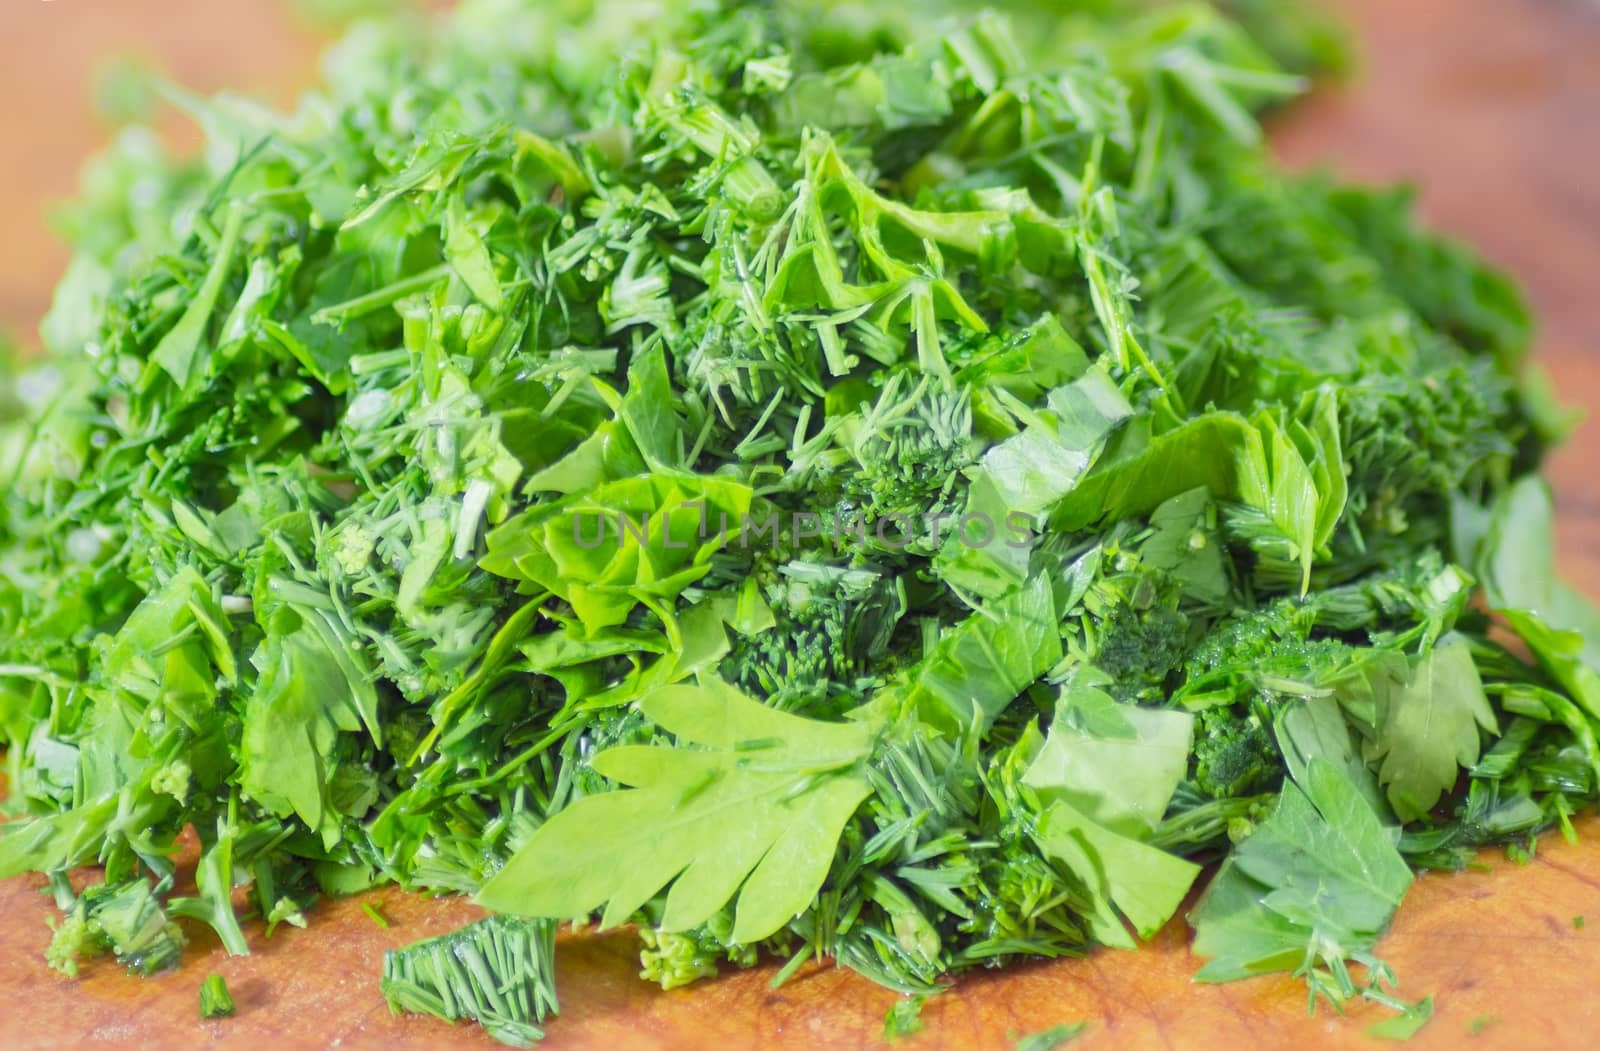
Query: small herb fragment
380 916 557 1048
1367 996 1435 1041
45 880 187 979
884 995 928 1040
200 973 236 1019
1015 1022 1090 1051
638 927 724 990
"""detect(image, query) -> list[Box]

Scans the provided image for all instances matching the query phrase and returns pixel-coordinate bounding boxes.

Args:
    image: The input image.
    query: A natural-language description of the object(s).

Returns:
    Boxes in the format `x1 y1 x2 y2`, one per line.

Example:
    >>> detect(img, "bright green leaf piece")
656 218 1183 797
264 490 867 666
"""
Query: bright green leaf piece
200 973 236 1020
1031 798 1200 947
1191 758 1412 983
478 678 881 943
1023 667 1194 838
1358 637 1497 823
1367 996 1434 1041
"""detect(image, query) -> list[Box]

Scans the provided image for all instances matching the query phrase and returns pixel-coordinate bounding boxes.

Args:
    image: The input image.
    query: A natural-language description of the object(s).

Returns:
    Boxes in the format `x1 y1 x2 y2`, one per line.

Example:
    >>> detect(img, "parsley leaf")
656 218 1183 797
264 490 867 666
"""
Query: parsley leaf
1191 758 1413 996
478 678 881 942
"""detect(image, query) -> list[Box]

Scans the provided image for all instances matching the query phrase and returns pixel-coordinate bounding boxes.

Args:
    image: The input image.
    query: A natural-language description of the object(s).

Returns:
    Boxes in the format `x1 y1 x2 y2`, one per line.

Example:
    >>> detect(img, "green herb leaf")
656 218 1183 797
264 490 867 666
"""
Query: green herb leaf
1014 1022 1090 1051
1023 667 1194 838
200 973 236 1020
1367 996 1434 1041
478 678 880 942
1191 758 1412 987
1355 637 1497 822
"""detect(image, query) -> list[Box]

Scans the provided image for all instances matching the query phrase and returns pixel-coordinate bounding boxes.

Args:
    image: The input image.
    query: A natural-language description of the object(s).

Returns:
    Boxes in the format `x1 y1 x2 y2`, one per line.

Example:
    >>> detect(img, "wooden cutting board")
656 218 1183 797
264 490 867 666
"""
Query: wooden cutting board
2 1 1598 1048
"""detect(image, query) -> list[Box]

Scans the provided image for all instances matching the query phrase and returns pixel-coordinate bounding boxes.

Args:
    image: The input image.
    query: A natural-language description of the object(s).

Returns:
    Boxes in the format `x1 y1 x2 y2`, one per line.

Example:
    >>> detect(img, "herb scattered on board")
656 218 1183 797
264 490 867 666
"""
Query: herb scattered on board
200 973 236 1020
884 995 928 1040
1367 996 1435 1041
380 916 558 1048
1014 1022 1090 1051
0 0 1595 1045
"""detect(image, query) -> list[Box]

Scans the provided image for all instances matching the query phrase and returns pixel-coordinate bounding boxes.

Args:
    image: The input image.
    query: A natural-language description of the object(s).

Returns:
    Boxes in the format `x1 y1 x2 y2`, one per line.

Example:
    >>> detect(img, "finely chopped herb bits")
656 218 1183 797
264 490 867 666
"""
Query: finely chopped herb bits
0 0 1594 1044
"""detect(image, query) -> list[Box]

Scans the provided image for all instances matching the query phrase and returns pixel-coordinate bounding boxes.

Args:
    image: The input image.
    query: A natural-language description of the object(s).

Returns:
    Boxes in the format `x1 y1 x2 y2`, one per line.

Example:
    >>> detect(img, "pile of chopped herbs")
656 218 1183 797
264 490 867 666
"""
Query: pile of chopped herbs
2 0 1596 1044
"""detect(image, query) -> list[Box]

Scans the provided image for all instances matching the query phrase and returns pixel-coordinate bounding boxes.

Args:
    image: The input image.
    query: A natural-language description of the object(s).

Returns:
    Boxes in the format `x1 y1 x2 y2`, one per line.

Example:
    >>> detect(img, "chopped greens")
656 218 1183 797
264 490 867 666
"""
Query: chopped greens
0 0 1596 1045
363 900 391 928
200 973 236 1020
1367 996 1435 1041
884 994 928 1040
1015 1022 1091 1051
1190 757 1413 1002
44 877 188 978
380 916 558 1048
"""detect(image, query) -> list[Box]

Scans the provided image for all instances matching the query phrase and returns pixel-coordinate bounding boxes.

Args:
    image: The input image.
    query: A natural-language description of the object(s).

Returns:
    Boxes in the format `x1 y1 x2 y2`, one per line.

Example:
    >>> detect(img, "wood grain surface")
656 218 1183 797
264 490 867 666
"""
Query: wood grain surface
1 1 1598 1048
